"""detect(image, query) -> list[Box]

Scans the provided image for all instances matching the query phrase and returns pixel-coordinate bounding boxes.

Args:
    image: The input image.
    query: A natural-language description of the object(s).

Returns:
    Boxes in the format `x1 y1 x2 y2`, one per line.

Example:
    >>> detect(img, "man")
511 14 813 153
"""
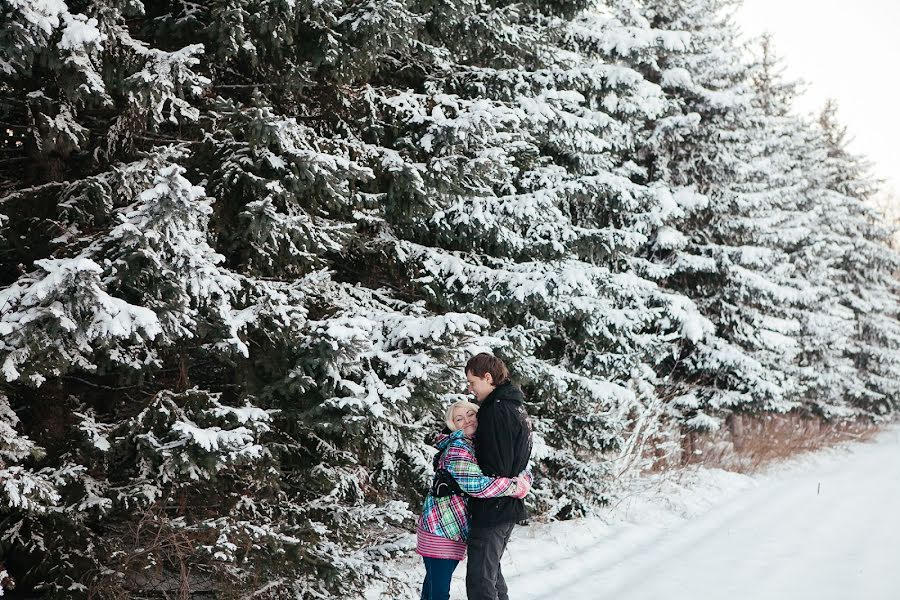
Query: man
464 353 533 600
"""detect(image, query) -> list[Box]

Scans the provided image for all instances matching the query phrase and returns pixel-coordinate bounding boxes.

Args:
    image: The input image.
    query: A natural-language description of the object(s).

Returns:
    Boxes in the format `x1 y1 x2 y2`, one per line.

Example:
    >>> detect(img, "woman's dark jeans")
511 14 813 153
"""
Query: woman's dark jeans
420 556 460 600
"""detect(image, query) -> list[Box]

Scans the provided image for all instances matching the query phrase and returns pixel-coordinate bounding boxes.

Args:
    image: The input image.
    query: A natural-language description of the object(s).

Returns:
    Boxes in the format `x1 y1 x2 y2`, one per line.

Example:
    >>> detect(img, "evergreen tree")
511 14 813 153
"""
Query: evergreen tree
795 101 900 417
1 0 898 597
606 3 822 435
368 0 713 513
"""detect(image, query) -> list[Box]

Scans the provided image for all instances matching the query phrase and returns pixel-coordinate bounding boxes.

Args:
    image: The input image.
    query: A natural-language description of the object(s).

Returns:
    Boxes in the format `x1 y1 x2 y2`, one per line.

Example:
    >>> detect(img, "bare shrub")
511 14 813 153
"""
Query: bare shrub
676 413 880 473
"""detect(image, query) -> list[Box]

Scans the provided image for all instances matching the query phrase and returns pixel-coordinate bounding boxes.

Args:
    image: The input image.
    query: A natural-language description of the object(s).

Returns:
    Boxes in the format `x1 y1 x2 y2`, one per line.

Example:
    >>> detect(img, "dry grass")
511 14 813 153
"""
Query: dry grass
657 413 882 474
85 509 220 600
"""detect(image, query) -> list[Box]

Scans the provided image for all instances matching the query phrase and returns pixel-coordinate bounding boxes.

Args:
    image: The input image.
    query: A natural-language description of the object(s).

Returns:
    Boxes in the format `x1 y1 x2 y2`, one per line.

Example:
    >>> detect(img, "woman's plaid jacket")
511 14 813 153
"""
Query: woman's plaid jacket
417 429 522 542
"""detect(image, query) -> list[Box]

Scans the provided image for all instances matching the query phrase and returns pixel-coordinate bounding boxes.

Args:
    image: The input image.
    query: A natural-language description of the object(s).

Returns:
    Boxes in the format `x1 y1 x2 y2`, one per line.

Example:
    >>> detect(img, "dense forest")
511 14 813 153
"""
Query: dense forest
1 0 897 597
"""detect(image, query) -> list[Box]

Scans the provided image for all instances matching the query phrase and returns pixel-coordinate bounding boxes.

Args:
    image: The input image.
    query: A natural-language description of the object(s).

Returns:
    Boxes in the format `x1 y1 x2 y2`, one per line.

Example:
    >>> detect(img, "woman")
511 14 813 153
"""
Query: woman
416 400 531 600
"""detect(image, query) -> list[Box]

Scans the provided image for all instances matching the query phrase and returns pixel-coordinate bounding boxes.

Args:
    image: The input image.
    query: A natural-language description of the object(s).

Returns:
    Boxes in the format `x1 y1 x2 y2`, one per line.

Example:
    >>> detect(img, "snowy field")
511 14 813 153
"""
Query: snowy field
371 426 900 600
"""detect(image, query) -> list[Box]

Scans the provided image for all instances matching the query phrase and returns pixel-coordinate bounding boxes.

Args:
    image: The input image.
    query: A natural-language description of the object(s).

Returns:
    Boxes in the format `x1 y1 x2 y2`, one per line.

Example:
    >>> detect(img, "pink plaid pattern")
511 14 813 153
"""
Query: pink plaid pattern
416 430 520 543
416 527 467 560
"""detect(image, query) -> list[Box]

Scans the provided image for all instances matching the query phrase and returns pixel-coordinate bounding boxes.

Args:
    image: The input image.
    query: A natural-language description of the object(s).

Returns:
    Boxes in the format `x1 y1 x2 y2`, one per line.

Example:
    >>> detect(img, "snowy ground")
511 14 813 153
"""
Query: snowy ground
369 426 900 600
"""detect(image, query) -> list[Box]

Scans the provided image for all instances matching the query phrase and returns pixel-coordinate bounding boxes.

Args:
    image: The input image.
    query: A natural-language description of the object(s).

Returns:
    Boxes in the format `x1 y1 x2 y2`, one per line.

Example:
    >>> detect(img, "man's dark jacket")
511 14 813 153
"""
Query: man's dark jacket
470 382 533 528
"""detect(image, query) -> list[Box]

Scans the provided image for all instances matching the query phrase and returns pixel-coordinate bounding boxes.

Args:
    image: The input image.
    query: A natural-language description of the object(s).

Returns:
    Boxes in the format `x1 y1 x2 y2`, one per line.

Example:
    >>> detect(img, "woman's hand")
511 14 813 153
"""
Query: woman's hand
511 476 531 499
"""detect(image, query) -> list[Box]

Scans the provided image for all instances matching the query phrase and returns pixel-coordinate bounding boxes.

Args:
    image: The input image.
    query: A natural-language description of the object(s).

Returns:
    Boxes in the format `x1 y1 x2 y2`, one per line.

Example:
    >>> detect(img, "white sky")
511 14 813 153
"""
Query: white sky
736 0 900 198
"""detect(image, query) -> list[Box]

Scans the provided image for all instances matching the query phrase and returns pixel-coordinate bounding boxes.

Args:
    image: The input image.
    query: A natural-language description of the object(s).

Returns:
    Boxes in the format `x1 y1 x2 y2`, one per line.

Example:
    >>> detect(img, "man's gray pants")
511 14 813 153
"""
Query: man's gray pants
465 522 515 600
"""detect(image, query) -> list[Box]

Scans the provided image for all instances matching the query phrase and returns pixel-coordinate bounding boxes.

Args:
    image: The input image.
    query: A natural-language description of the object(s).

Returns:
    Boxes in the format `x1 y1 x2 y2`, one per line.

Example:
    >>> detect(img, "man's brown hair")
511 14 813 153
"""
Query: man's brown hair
465 353 510 385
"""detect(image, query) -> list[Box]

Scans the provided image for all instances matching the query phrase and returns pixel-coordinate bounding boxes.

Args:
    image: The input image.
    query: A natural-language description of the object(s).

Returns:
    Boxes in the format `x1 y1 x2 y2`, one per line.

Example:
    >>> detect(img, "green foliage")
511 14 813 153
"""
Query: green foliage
0 0 897 597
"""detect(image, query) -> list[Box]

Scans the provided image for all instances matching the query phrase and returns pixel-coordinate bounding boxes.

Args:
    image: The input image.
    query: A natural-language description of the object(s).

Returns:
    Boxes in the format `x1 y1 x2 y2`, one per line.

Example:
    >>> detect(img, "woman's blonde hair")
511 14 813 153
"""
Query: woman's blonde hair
444 400 480 431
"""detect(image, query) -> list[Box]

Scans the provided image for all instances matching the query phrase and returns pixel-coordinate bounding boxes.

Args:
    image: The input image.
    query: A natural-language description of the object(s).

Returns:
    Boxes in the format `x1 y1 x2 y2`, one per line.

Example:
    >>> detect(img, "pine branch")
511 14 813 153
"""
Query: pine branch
62 376 142 391
0 180 68 203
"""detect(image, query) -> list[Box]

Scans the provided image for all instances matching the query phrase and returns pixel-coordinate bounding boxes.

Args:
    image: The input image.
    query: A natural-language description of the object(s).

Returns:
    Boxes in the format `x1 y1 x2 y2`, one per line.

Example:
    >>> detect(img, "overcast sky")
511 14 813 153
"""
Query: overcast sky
736 0 899 198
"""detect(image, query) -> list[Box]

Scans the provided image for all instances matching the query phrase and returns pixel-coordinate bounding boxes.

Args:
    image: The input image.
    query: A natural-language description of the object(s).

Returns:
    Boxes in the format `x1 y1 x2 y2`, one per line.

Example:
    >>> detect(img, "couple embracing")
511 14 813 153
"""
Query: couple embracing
416 353 534 600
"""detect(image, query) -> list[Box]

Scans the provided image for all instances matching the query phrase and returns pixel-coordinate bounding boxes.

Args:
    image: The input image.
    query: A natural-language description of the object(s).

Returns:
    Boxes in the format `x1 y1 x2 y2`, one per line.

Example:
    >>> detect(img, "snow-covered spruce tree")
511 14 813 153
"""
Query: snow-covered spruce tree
601 1 819 439
822 103 900 416
700 36 824 418
3 0 897 598
791 101 900 418
353 0 713 516
707 36 896 424
567 1 727 443
733 75 900 423
608 2 899 431
0 0 714 594
0 0 464 596
0 0 655 596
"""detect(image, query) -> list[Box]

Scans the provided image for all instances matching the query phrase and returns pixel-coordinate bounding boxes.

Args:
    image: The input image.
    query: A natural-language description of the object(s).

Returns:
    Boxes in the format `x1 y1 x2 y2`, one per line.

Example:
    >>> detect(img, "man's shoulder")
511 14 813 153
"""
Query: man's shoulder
494 382 525 402
491 397 531 431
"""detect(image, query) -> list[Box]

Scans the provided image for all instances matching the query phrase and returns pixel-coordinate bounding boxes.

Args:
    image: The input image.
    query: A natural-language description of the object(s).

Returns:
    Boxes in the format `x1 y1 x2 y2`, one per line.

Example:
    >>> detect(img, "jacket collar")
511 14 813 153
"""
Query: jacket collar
481 381 524 406
435 429 467 451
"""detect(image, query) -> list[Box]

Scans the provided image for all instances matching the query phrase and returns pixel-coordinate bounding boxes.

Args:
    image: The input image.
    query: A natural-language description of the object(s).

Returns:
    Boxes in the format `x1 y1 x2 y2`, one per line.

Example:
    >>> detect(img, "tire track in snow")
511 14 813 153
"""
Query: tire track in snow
507 428 900 600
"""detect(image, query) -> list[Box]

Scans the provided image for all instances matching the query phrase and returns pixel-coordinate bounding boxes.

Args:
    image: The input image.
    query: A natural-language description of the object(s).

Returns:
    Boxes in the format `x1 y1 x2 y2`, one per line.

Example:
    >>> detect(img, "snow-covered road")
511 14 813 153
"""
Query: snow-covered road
500 427 900 600
370 427 900 600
